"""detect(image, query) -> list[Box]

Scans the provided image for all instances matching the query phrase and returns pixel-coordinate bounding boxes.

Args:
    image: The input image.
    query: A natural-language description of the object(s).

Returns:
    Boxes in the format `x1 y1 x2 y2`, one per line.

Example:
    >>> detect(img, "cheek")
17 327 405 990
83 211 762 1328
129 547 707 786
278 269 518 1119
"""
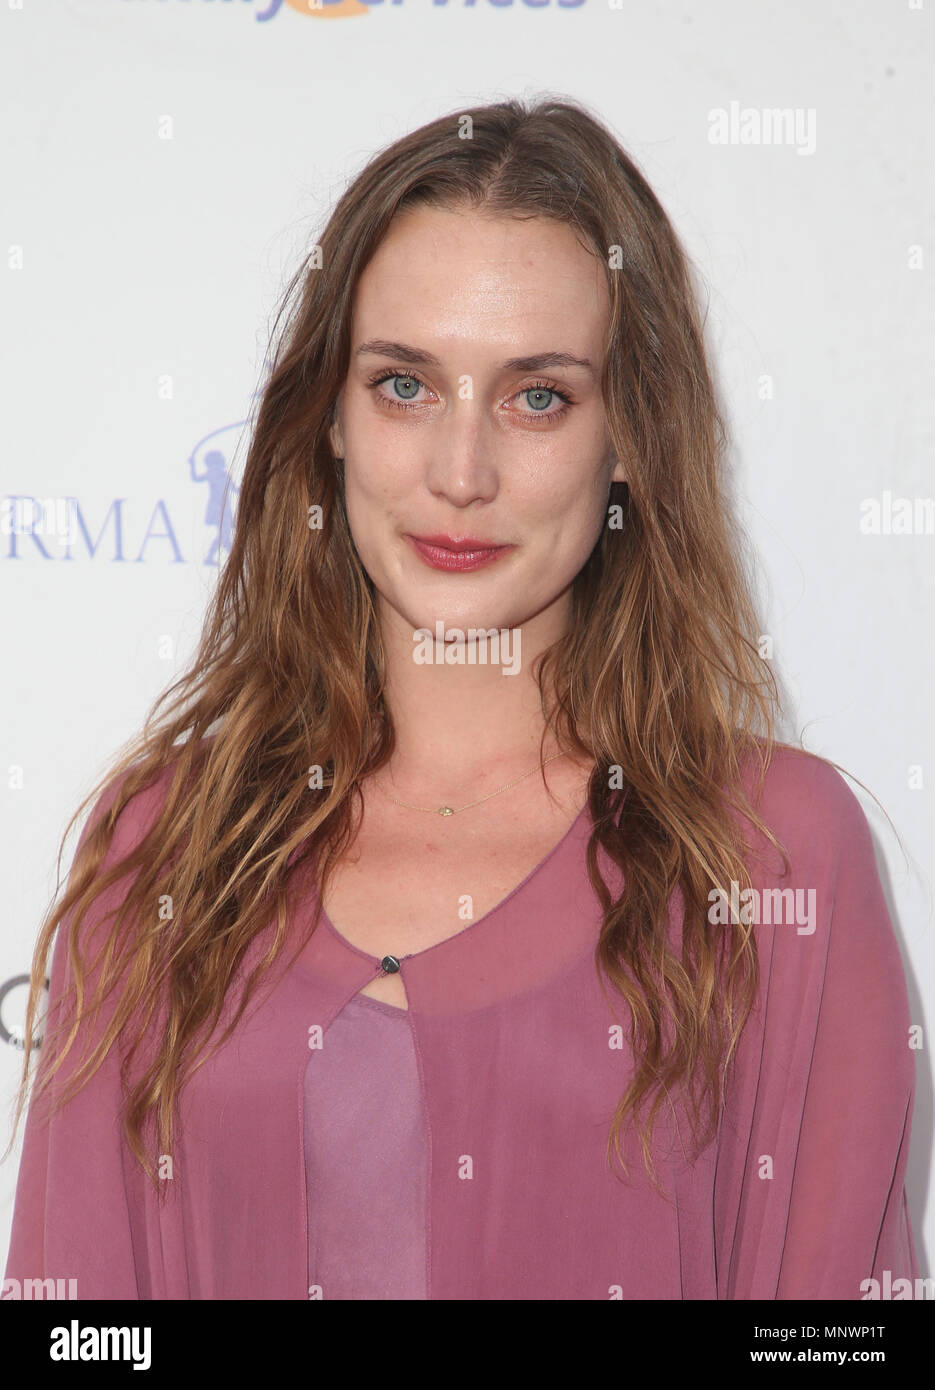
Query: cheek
343 448 409 512
342 457 414 573
531 478 610 578
343 410 420 502
521 461 609 539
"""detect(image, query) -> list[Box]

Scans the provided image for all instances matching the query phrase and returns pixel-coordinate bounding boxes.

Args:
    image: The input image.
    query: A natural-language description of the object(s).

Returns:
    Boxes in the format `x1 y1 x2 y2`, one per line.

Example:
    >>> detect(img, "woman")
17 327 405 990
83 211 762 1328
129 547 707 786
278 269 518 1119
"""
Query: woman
2 96 918 1300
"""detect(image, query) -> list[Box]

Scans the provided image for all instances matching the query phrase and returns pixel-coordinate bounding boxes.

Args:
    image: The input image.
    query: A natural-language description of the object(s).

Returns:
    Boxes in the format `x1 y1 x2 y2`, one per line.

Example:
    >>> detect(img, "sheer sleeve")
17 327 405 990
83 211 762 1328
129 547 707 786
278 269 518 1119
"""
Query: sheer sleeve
3 773 151 1300
715 757 919 1299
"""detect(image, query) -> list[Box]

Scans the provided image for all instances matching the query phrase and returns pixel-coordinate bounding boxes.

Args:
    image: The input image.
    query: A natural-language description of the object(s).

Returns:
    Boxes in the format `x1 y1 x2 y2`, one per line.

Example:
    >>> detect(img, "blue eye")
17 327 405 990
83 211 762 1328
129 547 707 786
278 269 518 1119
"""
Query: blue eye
368 372 425 410
389 374 420 401
365 369 574 424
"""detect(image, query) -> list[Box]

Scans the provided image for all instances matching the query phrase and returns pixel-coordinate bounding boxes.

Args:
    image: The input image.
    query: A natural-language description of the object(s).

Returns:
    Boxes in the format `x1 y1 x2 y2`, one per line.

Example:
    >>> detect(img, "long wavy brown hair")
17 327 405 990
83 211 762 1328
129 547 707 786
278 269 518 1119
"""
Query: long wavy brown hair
6 95 840 1201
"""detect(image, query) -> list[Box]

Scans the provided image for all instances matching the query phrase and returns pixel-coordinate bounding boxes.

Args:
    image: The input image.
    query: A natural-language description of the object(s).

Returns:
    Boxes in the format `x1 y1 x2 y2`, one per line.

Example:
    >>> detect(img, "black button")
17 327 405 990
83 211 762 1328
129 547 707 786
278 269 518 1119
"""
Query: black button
380 955 401 974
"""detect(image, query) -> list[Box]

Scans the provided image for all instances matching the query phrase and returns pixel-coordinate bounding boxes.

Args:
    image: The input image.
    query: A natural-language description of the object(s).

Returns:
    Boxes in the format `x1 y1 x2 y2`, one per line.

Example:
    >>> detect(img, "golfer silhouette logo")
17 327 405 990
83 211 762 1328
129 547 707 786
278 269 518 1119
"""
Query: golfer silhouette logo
187 442 241 567
187 374 268 565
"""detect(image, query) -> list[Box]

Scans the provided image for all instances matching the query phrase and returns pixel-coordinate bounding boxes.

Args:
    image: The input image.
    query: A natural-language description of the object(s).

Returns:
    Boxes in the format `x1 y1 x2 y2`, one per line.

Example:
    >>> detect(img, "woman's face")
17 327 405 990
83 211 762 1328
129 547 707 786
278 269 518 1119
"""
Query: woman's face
329 204 624 647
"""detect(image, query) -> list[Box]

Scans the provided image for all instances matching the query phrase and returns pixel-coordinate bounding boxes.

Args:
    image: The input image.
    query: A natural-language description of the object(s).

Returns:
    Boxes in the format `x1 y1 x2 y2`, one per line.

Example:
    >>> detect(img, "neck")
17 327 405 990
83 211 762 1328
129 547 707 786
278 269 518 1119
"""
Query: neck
373 595 573 794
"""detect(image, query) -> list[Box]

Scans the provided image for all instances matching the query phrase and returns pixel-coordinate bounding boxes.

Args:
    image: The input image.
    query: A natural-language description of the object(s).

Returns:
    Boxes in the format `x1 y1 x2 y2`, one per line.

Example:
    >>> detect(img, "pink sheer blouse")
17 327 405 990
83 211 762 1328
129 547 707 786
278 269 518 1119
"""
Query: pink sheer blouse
304 991 426 1299
3 745 919 1299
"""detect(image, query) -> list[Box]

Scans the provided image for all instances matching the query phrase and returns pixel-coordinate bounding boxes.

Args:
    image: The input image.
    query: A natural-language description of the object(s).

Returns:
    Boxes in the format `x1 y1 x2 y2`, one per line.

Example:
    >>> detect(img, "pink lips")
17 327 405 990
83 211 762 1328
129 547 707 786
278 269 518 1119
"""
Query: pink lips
407 534 514 573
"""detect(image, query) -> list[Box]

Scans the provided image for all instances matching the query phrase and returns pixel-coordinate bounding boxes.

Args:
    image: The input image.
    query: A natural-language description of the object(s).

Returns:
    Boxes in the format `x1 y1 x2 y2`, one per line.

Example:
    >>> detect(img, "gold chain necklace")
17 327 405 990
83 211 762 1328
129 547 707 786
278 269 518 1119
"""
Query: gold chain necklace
373 751 567 816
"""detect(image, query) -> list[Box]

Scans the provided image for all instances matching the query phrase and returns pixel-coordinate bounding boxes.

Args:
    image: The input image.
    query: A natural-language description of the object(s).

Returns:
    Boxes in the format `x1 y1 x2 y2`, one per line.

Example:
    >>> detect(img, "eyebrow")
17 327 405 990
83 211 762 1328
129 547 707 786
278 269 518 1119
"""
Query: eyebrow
354 338 595 376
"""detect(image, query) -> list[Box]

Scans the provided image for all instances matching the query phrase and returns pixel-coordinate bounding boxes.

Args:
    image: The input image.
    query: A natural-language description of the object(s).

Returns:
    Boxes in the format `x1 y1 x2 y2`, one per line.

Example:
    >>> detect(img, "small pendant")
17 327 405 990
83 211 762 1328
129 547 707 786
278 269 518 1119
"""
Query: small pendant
438 806 454 816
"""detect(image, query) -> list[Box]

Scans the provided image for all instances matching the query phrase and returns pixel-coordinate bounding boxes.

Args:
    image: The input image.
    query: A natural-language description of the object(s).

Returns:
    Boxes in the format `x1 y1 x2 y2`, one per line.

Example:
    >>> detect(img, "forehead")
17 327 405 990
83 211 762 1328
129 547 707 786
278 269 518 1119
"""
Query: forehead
350 204 609 356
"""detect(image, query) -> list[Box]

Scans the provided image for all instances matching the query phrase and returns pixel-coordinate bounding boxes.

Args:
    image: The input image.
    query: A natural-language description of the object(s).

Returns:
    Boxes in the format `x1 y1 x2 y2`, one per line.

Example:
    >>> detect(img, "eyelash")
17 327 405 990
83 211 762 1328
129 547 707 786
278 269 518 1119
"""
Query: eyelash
364 368 575 424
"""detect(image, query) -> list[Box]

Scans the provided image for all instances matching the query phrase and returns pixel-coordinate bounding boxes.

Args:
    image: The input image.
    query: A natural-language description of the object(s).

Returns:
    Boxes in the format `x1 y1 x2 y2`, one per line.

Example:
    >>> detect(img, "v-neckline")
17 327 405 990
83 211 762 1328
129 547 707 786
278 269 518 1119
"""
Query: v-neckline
317 799 591 970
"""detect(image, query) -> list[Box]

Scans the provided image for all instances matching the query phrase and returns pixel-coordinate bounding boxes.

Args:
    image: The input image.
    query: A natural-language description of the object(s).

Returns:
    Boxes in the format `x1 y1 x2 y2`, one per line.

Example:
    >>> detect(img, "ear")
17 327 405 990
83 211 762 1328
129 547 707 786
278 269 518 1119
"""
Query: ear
328 408 345 460
604 429 625 485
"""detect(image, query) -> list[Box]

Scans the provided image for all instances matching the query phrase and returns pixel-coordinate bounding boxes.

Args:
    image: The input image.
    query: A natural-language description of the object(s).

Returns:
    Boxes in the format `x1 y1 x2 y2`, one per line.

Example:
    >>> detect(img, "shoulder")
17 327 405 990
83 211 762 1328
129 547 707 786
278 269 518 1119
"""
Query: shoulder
76 735 216 871
732 740 881 885
53 741 214 988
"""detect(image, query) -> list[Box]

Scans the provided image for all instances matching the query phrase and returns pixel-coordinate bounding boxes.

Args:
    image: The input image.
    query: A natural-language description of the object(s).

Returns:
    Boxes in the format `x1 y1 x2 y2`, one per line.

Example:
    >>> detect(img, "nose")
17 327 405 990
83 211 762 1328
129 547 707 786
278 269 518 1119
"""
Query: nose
421 400 501 507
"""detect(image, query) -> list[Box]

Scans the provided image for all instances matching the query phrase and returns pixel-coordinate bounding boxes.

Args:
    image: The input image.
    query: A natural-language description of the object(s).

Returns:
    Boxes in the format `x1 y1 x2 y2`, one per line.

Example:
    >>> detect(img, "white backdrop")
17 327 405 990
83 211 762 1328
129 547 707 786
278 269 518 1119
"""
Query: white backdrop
1 0 932 1285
